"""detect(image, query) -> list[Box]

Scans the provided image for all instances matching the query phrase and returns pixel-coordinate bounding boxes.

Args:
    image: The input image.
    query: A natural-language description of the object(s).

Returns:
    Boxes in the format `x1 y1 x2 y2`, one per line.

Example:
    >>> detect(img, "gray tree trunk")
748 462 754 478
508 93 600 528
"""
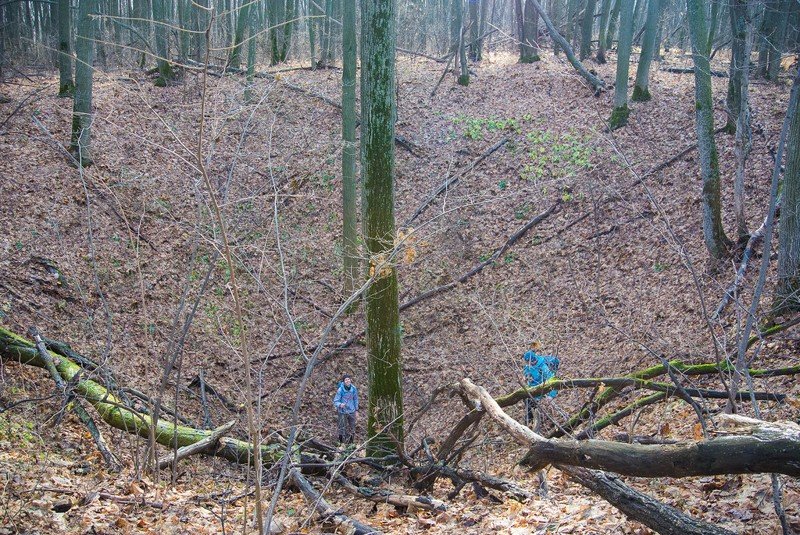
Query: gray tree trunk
777 68 800 311
609 0 634 129
361 0 404 457
57 0 74 97
70 0 96 167
596 0 612 63
632 0 660 101
687 0 731 258
229 0 251 69
580 0 596 60
342 0 359 301
152 0 174 85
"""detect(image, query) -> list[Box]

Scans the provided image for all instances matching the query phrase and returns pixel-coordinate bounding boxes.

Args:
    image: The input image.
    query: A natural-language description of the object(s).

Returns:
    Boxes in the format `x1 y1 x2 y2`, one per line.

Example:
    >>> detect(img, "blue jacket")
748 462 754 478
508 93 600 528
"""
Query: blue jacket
523 351 560 399
333 382 359 414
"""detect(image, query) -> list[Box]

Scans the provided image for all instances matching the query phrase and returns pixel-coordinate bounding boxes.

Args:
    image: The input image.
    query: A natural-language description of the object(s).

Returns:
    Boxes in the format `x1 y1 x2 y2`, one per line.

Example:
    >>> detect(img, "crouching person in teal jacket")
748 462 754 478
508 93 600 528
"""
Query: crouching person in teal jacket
333 374 359 445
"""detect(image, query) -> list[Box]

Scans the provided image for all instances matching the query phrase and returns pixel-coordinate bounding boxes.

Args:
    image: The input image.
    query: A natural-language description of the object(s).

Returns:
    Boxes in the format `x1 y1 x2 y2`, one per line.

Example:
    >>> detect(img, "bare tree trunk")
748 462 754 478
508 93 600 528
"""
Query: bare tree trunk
70 0 96 166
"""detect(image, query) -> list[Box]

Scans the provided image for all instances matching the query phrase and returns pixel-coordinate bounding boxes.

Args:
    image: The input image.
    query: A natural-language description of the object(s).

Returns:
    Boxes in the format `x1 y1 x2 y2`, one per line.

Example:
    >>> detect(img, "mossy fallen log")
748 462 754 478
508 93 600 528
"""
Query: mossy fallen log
0 327 284 466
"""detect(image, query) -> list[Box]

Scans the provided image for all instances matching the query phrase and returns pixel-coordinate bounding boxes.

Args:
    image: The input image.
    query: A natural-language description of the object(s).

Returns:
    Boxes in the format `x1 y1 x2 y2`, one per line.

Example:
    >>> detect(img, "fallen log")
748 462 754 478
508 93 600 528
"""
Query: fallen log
461 378 800 478
289 469 381 535
157 420 236 470
332 474 447 512
460 379 739 534
29 326 121 472
0 327 284 466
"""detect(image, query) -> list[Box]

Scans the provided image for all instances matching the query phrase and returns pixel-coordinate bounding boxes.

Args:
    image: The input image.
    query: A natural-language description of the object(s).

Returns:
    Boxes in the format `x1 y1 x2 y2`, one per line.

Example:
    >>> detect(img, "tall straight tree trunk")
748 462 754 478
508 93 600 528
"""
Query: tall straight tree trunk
776 67 800 311
71 0 96 167
732 0 753 243
361 0 404 457
342 0 358 301
609 0 634 129
468 0 479 60
152 0 174 85
687 0 731 258
520 0 540 62
456 0 469 84
57 0 74 96
596 0 612 63
767 0 789 81
632 0 660 101
606 0 620 49
726 0 748 133
579 0 596 59
475 0 489 59
245 6 257 102
229 0 251 69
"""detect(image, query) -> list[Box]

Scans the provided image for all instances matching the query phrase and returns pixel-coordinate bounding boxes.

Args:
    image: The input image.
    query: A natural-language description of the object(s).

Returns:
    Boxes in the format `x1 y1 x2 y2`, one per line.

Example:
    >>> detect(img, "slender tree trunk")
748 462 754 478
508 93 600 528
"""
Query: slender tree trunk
776 67 800 311
609 0 634 129
726 0 748 133
468 0 479 59
732 0 752 244
767 0 789 81
57 0 74 96
152 0 175 85
596 0 612 63
245 6 257 102
361 0 404 457
632 0 660 101
520 0 540 62
71 0 96 167
229 0 251 69
457 0 469 84
606 0 620 49
687 0 731 258
475 0 489 59
580 0 596 59
342 0 358 302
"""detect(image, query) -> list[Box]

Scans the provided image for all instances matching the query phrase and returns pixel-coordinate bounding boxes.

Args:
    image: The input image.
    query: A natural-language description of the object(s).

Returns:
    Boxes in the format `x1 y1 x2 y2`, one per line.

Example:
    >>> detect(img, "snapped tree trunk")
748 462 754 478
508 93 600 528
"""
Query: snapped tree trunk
687 0 731 258
609 0 634 129
361 0 404 457
632 0 660 101
70 0 95 166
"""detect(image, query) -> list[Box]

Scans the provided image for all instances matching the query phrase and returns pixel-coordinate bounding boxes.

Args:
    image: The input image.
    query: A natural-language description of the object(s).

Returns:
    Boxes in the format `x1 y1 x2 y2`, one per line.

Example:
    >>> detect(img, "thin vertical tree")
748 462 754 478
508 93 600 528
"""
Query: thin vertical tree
596 0 612 63
580 0 596 60
606 0 620 49
153 0 175 85
519 0 540 63
609 0 634 129
726 0 748 133
632 0 660 101
229 0 251 70
342 0 358 301
687 0 731 258
776 67 800 312
71 0 95 166
57 0 74 96
361 0 404 456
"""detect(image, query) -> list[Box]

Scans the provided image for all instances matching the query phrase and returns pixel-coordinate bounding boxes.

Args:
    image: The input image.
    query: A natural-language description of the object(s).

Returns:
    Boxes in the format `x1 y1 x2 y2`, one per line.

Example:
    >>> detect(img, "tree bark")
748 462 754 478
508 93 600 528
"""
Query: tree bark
57 0 73 97
776 66 800 311
609 0 634 128
687 0 731 258
361 0 404 456
342 0 359 302
632 0 660 101
580 0 596 60
70 0 95 166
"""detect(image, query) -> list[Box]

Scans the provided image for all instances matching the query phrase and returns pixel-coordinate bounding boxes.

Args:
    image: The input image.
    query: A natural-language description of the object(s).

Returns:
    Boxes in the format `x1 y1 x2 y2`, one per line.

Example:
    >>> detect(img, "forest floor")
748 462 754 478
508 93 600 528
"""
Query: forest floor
1 46 799 534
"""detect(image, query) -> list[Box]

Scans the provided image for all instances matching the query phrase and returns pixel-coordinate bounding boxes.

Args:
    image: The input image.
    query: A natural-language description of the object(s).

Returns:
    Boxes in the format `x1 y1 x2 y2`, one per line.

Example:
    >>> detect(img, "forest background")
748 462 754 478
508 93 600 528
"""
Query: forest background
1 0 799 533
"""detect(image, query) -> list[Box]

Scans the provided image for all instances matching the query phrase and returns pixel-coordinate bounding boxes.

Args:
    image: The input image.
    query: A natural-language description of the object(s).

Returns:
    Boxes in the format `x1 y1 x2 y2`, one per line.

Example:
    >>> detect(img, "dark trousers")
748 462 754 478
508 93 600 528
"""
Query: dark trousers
337 412 356 444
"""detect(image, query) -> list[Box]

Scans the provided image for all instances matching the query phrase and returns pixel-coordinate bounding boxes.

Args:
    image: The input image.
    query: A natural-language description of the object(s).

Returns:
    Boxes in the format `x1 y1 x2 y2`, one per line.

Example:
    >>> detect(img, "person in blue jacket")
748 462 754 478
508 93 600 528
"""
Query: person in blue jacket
333 374 359 445
523 345 559 428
